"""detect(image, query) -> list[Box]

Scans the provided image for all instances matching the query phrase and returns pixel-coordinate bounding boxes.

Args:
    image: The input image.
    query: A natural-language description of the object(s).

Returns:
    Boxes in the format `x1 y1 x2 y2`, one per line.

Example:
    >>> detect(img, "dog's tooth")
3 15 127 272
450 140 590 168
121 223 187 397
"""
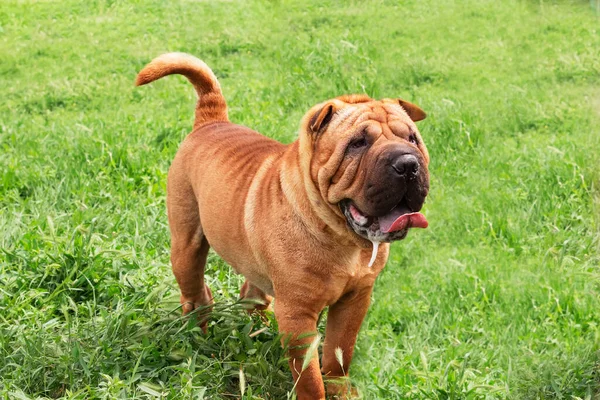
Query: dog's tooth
368 241 379 268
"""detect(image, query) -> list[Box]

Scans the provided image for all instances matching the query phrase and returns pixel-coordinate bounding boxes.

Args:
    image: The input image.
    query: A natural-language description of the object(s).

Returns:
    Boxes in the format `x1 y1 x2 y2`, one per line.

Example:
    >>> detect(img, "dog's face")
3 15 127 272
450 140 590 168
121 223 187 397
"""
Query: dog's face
301 94 430 243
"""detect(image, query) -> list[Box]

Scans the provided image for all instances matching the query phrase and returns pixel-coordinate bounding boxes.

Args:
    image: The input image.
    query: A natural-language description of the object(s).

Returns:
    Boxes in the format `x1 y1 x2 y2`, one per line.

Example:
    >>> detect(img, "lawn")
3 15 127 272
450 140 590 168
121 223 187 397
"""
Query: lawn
1 0 600 398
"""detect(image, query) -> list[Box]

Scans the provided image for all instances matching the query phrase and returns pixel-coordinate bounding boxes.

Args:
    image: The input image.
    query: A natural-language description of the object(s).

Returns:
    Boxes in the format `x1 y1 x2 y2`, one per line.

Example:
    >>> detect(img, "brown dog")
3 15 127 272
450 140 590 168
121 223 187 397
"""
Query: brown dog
136 53 430 399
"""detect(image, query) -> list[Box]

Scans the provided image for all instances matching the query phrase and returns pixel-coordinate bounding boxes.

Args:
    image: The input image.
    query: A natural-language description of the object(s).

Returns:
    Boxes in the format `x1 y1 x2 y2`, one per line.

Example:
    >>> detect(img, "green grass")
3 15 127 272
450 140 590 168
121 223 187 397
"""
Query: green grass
1 0 600 398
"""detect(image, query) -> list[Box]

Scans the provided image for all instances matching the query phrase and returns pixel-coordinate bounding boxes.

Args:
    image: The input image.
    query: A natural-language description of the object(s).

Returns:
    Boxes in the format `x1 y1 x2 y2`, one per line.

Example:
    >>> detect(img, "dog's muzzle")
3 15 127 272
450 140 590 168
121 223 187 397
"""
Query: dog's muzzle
340 147 429 243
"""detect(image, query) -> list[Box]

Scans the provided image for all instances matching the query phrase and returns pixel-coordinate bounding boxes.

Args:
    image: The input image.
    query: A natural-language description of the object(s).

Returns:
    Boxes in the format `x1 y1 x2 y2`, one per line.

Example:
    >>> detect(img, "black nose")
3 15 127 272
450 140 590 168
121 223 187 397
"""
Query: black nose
392 154 419 177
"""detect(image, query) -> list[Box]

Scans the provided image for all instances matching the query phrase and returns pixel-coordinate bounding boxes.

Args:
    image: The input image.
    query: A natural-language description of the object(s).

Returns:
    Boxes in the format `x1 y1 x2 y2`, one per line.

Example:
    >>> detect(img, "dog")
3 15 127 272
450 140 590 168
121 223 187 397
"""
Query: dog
136 53 430 399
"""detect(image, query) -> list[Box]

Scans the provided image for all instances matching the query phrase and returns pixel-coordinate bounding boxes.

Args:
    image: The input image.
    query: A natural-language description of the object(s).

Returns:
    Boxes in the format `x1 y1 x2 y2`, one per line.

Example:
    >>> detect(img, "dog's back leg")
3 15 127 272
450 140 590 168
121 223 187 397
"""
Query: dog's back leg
167 161 213 328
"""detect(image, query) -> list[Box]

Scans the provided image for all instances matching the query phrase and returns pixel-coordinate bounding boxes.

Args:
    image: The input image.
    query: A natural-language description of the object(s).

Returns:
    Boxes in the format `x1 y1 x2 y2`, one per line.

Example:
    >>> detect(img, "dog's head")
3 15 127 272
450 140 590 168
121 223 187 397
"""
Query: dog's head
299 94 430 243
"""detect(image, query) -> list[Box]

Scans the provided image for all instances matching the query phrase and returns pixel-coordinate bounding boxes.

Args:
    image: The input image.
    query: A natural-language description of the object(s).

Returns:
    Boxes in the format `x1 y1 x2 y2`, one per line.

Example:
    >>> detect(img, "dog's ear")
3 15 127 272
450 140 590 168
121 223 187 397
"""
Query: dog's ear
398 99 426 122
309 103 336 133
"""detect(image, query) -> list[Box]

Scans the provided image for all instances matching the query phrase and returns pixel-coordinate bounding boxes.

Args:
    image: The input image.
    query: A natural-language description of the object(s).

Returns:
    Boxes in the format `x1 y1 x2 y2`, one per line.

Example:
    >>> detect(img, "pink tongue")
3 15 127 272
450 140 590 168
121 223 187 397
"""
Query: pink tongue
379 209 428 233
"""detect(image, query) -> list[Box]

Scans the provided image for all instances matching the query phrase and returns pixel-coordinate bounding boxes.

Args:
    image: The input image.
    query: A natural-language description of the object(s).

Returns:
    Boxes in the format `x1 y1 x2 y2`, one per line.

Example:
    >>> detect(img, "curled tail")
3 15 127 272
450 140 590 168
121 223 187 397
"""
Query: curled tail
136 53 229 129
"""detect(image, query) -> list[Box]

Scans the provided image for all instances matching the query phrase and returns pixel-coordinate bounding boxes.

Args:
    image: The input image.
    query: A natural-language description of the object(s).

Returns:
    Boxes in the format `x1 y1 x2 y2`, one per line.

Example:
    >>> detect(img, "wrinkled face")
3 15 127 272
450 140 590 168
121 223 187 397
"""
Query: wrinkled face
302 95 430 243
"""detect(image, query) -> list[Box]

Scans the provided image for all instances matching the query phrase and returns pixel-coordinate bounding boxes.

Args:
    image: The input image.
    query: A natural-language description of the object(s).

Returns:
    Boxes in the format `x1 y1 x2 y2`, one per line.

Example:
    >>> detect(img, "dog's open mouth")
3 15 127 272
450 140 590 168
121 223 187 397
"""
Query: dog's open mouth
341 199 428 243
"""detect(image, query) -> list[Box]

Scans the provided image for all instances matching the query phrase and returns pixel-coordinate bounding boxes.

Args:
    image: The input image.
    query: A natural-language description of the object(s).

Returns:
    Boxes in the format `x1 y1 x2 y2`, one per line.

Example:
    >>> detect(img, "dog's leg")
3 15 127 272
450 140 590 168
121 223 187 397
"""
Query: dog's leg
239 280 272 313
171 236 212 315
274 302 325 400
167 170 213 329
321 287 373 398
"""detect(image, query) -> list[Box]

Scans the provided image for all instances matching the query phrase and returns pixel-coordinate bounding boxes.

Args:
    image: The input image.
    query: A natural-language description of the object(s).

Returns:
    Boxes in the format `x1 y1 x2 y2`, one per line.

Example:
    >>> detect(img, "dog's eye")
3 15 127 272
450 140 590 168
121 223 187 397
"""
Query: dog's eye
408 134 419 145
349 137 368 150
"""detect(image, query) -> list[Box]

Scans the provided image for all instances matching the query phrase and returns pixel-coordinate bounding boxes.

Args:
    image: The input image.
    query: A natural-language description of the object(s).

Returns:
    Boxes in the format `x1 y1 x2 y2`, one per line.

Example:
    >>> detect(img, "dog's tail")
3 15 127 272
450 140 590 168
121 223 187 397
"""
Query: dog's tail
136 53 229 129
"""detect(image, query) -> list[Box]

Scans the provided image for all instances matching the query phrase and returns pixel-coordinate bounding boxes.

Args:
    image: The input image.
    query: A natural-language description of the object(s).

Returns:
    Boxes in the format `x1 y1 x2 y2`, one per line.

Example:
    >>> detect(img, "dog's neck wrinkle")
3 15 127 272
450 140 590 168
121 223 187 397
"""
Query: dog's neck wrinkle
281 141 365 249
276 143 325 240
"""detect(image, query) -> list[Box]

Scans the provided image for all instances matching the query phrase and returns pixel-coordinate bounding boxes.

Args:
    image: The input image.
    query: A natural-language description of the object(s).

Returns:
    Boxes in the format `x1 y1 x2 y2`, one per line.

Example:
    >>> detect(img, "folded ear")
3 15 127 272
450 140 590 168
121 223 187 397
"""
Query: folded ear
398 99 426 122
309 102 336 133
